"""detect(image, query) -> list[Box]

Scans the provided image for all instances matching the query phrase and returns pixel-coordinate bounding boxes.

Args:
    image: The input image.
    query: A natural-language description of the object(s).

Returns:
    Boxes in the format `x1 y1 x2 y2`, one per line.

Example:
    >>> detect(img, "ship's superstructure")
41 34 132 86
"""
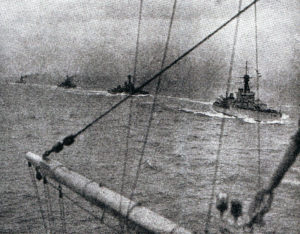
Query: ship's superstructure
16 75 27 84
58 75 77 89
213 62 282 120
108 75 148 95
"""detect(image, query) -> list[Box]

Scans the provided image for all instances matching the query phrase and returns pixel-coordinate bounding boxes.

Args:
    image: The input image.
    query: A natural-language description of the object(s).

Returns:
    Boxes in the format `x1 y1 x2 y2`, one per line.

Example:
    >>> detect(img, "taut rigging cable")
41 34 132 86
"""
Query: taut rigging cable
204 0 243 232
46 180 120 233
58 185 67 233
254 1 262 189
27 164 48 233
132 0 143 85
43 178 54 233
126 0 178 217
119 0 144 230
42 0 261 159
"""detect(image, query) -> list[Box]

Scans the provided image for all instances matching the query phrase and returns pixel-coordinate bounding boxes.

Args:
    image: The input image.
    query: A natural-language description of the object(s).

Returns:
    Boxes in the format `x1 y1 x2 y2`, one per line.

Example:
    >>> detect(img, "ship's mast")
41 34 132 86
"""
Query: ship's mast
243 61 251 93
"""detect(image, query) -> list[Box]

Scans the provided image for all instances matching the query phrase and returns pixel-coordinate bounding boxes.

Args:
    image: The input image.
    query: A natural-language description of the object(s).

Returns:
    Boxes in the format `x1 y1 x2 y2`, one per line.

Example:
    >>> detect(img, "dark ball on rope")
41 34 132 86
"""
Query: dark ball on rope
58 185 63 198
63 134 75 146
43 177 48 184
53 142 64 153
216 192 229 218
230 199 243 222
42 150 51 158
36 169 42 181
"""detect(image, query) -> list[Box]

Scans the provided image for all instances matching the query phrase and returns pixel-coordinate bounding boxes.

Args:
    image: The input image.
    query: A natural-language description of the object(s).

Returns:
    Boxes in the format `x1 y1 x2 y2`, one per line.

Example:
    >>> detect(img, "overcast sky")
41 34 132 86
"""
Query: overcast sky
0 0 299 102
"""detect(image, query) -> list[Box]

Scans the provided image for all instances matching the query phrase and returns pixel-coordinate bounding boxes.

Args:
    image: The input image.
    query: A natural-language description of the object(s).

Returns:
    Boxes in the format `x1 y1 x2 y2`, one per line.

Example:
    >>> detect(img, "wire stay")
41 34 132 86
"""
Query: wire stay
204 0 243 232
42 0 261 159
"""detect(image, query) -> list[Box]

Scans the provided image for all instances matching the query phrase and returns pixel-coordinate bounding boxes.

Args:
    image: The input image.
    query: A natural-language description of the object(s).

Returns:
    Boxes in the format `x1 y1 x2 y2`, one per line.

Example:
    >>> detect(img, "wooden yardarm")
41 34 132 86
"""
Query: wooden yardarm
25 152 192 234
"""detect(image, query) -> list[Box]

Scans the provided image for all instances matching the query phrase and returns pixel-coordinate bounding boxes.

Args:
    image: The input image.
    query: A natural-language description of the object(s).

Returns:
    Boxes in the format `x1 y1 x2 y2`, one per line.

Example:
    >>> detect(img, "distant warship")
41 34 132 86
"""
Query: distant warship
58 75 76 89
16 75 27 84
108 75 149 95
213 62 282 121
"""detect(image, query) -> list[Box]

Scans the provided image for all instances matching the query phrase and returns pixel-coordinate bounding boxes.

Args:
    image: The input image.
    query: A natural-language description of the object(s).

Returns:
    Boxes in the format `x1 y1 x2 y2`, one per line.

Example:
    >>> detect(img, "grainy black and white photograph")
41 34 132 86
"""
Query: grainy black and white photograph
0 0 299 233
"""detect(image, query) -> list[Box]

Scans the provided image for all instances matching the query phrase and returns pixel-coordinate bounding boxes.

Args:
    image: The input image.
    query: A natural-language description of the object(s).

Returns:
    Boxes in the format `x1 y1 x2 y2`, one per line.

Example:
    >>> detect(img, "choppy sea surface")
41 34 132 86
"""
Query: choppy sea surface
0 82 299 233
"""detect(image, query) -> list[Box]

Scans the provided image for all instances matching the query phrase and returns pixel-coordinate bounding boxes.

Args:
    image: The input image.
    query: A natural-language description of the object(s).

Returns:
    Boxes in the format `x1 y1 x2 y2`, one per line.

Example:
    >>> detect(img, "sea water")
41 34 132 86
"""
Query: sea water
0 83 299 233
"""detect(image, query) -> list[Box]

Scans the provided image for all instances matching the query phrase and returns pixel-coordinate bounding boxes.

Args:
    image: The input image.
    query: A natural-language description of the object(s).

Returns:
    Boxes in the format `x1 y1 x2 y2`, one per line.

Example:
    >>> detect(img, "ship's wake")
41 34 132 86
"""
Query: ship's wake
162 95 214 105
8 82 292 125
240 113 290 125
178 107 235 119
173 102 291 125
282 167 300 187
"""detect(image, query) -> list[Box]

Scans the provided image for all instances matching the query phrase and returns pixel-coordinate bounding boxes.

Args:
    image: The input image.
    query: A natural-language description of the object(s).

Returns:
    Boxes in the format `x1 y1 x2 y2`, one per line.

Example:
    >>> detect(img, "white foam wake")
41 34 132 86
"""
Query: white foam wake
179 108 235 119
178 106 291 125
162 95 213 105
224 112 290 125
282 167 300 186
82 89 114 96
282 179 300 186
290 167 300 174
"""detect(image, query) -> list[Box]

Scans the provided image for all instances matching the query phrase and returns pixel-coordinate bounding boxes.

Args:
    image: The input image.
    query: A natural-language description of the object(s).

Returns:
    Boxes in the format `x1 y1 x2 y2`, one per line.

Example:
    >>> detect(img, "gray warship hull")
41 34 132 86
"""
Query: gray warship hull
212 104 282 121
212 62 282 121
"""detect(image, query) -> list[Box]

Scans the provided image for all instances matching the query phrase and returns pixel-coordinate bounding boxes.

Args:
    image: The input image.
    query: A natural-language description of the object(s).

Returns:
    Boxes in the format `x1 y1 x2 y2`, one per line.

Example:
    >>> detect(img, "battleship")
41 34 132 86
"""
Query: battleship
15 75 27 84
58 75 77 89
213 62 282 121
108 75 149 95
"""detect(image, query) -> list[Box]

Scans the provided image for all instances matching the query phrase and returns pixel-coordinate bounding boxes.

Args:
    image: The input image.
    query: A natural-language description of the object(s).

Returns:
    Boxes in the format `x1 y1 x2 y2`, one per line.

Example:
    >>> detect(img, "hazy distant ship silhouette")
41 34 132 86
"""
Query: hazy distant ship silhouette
213 62 282 121
15 75 27 84
58 75 77 89
108 75 149 95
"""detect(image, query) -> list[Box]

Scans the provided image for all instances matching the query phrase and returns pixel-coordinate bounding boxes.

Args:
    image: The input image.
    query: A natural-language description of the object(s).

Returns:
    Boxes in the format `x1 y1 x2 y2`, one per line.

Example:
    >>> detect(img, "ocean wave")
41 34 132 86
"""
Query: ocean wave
9 82 153 98
162 95 213 105
10 82 58 90
11 82 61 90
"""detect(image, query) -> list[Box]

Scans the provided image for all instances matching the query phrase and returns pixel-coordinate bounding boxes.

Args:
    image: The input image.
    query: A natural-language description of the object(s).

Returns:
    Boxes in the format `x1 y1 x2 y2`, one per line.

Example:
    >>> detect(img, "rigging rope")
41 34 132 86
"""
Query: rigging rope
254 1 262 189
132 0 143 85
58 185 67 233
226 0 242 95
119 0 144 205
46 181 120 233
204 0 243 232
43 177 54 233
119 1 144 231
42 0 261 159
246 125 300 229
204 118 226 233
126 0 178 219
27 164 48 232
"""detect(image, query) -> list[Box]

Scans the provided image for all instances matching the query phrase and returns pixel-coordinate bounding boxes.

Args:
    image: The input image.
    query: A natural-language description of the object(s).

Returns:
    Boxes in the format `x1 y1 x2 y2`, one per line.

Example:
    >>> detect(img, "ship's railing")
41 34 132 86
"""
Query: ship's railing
25 152 192 234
